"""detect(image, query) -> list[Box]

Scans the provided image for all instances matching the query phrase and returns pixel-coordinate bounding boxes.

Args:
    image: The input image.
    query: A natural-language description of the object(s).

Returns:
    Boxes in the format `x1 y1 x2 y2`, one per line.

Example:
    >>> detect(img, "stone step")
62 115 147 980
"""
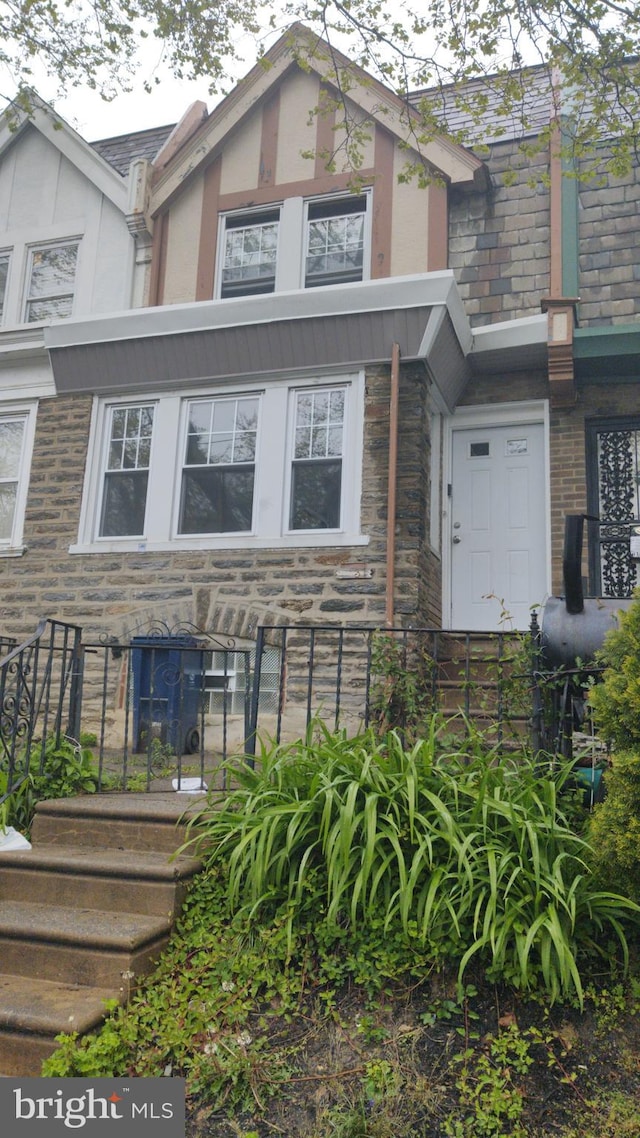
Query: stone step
0 845 202 916
0 792 206 1075
0 973 115 1076
31 792 203 853
0 900 172 987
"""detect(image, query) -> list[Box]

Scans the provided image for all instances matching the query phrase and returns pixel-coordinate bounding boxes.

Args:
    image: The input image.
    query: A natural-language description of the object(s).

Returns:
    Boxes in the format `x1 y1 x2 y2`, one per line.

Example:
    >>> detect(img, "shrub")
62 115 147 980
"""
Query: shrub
0 735 98 834
588 591 640 747
187 722 639 1005
587 749 640 903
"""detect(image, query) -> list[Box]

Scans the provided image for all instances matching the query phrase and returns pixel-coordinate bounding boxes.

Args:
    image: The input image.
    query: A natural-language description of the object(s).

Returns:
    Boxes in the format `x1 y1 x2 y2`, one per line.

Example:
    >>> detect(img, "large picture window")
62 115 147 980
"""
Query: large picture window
179 396 259 533
76 373 364 553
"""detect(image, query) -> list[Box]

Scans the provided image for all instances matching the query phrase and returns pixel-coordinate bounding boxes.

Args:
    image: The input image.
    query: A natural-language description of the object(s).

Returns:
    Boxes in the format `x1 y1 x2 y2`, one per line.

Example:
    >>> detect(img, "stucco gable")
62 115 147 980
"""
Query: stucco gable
150 23 486 215
0 92 129 213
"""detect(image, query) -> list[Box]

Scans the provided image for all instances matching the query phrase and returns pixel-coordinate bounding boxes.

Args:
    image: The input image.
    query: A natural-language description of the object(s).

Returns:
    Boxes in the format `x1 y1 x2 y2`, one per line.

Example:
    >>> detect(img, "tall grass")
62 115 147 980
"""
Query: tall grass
189 722 639 1003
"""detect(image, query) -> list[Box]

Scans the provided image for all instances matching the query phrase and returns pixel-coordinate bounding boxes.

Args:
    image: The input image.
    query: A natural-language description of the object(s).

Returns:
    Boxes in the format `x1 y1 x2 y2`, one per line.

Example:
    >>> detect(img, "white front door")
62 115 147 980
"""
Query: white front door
449 419 547 630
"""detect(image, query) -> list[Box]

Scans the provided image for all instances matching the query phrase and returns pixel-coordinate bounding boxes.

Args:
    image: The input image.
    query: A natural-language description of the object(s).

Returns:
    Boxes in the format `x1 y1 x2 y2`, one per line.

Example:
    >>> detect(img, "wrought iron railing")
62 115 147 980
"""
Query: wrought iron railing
247 623 532 755
0 618 83 803
3 613 605 801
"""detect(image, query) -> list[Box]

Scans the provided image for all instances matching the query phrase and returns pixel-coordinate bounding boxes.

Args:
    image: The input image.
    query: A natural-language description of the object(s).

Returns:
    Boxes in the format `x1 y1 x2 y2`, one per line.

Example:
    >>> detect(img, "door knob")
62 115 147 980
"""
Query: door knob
452 536 461 544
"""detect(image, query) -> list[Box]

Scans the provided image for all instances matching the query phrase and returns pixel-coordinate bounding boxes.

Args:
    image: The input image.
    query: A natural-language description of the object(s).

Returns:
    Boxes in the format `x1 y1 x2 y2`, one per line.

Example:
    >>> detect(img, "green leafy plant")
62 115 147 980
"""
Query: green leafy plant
444 1025 533 1138
0 735 98 834
369 633 436 739
186 722 639 1004
588 592 640 748
586 749 640 903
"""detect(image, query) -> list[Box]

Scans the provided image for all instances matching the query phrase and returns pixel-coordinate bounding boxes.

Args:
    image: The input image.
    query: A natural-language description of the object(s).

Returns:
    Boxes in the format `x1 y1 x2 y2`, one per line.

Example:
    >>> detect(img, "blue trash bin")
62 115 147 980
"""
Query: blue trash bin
131 635 203 754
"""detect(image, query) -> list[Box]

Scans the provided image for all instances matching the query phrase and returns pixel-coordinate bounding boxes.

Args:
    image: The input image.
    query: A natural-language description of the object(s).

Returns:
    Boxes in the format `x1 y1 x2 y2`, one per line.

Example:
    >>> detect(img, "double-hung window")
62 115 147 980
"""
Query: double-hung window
304 196 367 288
25 241 79 323
0 406 36 552
220 211 279 298
99 404 155 537
290 387 345 530
178 396 259 534
77 373 365 552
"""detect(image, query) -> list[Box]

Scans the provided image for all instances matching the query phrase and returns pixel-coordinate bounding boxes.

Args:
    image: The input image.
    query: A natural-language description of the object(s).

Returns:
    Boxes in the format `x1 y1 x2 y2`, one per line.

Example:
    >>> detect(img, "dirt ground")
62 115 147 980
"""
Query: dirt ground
186 965 640 1138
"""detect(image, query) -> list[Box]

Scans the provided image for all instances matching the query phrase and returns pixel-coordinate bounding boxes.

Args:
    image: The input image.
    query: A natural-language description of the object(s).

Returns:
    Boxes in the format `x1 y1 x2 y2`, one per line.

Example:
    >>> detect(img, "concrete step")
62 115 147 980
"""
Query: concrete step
0 845 202 916
31 792 202 853
0 900 172 987
0 791 206 1075
0 973 114 1076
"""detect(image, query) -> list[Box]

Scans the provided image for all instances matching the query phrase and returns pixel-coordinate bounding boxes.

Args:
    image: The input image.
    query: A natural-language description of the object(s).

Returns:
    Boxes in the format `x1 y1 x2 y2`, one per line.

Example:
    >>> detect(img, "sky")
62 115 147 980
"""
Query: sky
7 28 278 143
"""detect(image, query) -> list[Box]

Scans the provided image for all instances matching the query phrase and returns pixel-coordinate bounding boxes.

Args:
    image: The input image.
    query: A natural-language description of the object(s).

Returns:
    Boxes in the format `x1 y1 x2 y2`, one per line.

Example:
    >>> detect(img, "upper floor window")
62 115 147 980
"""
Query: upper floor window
25 241 79 323
0 254 9 324
216 192 370 299
220 211 279 298
305 196 367 288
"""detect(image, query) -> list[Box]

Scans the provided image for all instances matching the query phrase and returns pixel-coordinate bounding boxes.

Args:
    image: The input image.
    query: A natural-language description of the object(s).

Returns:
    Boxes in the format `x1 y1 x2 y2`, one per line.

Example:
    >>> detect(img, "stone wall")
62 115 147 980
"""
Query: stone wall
578 161 640 326
0 364 436 644
449 140 551 328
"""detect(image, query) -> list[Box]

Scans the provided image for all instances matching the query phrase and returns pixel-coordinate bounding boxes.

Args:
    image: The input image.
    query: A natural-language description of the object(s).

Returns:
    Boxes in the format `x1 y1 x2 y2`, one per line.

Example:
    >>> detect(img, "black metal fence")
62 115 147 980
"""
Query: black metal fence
1 615 603 802
0 618 82 802
248 623 533 754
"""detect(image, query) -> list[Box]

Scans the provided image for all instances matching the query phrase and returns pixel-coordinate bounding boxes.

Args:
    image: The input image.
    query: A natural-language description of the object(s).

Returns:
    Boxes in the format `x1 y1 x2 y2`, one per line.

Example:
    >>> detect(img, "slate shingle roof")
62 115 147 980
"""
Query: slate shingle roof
410 66 552 146
91 124 175 175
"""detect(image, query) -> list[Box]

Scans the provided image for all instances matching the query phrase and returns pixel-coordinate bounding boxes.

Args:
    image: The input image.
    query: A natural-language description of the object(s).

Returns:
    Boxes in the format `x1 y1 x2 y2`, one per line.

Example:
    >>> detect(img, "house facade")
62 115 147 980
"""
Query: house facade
1 27 640 655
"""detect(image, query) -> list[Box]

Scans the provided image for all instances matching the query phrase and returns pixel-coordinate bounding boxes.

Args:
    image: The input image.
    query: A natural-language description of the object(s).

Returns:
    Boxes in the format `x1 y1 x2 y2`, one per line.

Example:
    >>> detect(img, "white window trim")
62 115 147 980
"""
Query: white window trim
0 222 85 329
23 238 81 325
215 191 372 299
71 371 368 554
302 192 372 290
0 400 38 557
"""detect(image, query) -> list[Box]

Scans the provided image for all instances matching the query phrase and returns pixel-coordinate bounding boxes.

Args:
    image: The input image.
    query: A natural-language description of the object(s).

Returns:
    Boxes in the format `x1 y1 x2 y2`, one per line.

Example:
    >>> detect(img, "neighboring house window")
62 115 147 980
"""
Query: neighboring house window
290 387 345 530
220 211 279 298
178 396 259 534
0 406 36 552
75 373 365 552
25 241 79 322
305 196 367 288
0 254 9 323
99 404 155 537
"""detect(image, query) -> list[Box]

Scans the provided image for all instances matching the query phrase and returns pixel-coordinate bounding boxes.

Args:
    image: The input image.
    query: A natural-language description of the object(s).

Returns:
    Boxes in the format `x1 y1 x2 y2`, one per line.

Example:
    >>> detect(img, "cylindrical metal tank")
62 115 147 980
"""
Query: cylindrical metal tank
540 595 633 668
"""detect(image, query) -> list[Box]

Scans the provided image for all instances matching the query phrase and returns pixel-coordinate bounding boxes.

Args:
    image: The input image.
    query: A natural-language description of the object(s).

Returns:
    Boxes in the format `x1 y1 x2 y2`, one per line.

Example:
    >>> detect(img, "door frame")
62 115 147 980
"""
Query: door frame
442 399 552 629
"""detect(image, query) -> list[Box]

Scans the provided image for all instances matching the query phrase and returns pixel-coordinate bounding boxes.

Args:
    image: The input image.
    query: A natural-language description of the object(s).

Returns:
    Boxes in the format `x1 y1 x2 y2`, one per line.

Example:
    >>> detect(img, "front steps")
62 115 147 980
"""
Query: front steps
0 793 204 1076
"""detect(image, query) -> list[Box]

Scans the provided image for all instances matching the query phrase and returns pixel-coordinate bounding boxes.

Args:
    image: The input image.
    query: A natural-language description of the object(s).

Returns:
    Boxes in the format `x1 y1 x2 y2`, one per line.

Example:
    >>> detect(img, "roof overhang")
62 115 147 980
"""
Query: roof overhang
469 313 549 373
45 273 477 412
574 324 640 382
